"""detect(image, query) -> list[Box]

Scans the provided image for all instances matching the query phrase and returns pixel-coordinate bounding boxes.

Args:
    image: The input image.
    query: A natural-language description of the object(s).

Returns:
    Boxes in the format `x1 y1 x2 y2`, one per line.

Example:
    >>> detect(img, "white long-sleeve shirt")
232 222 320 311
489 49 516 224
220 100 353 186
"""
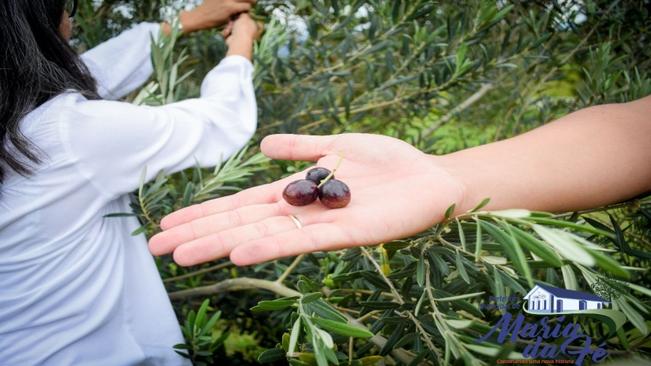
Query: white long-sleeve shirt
0 22 257 365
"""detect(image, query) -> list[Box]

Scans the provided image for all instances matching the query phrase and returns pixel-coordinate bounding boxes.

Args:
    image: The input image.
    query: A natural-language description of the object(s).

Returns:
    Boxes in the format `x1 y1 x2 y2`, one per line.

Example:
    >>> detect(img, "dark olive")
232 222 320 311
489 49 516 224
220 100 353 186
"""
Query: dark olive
283 179 319 206
318 179 351 208
306 167 332 185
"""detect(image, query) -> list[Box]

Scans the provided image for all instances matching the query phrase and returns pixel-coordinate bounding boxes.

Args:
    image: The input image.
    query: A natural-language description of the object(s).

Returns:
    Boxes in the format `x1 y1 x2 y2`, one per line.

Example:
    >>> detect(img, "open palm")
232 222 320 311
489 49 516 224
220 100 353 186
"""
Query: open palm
148 133 465 266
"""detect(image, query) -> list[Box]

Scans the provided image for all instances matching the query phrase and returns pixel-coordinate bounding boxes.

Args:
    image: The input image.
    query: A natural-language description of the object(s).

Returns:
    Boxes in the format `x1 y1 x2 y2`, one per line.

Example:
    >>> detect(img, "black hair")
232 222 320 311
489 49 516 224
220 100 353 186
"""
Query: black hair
0 0 99 184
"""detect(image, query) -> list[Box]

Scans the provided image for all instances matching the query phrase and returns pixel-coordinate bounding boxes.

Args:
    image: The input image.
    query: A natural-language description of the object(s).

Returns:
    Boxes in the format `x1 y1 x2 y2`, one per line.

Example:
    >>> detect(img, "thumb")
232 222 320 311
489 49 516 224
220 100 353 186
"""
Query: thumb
260 134 340 161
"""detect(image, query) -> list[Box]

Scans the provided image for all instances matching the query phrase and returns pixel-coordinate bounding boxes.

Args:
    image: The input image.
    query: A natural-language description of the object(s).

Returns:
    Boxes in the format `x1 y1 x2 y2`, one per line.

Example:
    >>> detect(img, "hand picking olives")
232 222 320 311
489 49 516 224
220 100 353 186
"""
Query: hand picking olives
283 165 351 208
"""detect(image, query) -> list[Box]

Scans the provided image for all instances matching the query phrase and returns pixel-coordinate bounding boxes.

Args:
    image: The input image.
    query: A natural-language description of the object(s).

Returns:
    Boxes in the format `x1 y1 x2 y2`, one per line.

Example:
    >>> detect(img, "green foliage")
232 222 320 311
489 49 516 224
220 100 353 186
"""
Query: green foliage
174 299 228 365
75 0 651 364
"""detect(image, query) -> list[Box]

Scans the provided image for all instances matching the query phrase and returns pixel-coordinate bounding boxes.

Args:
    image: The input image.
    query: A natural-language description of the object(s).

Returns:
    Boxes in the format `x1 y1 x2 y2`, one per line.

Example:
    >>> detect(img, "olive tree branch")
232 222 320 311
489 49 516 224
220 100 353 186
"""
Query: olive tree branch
275 254 305 284
422 82 494 136
360 247 405 304
360 247 442 360
168 277 300 300
171 275 421 364
163 261 233 283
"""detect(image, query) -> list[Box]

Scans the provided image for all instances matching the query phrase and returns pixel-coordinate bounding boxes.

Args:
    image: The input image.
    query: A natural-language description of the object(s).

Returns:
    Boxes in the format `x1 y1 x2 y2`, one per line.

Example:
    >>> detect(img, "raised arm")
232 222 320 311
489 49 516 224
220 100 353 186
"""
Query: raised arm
80 22 161 100
61 15 261 199
148 95 651 267
80 0 255 100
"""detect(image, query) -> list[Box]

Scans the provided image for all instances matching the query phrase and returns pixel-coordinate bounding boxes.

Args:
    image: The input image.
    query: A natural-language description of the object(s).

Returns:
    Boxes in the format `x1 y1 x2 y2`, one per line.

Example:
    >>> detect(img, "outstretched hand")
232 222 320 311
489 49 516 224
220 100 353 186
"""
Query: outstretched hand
148 133 465 266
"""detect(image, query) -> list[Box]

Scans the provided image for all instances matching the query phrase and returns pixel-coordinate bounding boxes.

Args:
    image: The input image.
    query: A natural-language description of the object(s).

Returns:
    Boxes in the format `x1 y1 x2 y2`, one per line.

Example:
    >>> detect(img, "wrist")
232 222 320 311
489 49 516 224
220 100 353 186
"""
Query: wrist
226 33 256 45
226 38 254 61
431 153 474 217
178 10 201 34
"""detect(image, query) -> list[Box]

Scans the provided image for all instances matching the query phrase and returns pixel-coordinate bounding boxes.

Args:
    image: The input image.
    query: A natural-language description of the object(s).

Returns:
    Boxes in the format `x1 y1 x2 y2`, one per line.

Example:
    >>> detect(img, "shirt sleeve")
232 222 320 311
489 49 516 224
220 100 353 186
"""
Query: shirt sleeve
80 22 161 100
58 55 257 199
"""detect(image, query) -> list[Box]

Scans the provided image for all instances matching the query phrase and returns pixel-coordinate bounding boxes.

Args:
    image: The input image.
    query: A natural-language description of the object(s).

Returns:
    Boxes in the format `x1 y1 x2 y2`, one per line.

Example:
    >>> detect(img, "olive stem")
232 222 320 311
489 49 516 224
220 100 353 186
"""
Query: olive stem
317 153 344 189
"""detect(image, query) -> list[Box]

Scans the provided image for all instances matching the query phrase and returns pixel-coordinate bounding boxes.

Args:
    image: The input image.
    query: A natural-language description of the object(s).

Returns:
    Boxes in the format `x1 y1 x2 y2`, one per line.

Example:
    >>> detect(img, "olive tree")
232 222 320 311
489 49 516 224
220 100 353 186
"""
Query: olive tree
76 1 651 364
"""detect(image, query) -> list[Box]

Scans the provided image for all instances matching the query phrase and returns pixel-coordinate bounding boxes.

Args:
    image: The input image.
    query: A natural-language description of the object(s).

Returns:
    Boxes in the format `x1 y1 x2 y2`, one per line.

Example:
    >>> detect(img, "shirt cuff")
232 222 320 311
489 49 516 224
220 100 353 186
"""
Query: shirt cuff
141 22 163 43
200 55 254 97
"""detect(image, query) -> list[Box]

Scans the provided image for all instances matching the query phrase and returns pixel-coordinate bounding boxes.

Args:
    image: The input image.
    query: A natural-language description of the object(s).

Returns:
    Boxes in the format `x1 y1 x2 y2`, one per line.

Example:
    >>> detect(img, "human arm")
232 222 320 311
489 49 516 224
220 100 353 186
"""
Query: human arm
60 54 257 199
160 0 255 35
148 95 651 267
223 13 262 61
440 95 651 213
80 22 161 100
81 0 255 100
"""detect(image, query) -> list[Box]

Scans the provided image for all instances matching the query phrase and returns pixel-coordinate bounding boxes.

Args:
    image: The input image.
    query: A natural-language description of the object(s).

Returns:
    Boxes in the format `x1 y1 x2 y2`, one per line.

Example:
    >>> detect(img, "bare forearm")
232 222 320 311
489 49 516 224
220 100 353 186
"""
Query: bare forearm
226 35 254 60
161 10 210 35
438 95 651 213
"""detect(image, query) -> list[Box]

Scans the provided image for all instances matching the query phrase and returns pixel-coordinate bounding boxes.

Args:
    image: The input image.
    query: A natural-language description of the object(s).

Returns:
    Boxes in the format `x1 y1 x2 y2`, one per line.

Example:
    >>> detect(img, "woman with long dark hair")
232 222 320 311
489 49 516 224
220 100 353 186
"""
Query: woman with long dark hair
0 0 259 364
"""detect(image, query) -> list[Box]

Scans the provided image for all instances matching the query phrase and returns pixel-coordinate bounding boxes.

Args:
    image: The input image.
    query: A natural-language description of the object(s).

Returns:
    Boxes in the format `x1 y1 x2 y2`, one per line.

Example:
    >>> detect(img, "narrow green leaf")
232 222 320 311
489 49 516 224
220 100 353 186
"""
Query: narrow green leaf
201 310 222 337
313 336 329 366
532 225 595 266
626 282 651 298
195 299 210 327
131 225 147 236
311 317 373 338
304 299 348 323
615 298 649 336
103 212 137 218
482 256 507 265
446 319 473 329
434 291 485 302
416 255 425 287
251 298 298 313
471 198 491 212
491 4 514 24
490 209 531 219
302 292 322 304
561 265 578 290
444 203 456 220
528 217 614 239
258 348 287 363
455 250 470 284
503 223 534 287
465 343 500 357
474 219 483 261
288 317 301 356
315 328 334 348
480 221 531 285
456 218 466 251
587 249 630 279
511 226 563 267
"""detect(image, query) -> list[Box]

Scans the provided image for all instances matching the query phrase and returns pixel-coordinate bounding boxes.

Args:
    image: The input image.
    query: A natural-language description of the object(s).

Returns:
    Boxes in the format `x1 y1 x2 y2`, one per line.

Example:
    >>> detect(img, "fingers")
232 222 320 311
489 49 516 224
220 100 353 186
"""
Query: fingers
172 214 309 266
150 202 284 255
159 182 279 230
261 134 341 161
230 223 352 266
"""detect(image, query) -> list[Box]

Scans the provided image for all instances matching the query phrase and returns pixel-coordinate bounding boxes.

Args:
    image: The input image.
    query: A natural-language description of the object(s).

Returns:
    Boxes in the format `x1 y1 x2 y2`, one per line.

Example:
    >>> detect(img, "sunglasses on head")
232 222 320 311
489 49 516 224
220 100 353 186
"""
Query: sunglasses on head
65 0 78 18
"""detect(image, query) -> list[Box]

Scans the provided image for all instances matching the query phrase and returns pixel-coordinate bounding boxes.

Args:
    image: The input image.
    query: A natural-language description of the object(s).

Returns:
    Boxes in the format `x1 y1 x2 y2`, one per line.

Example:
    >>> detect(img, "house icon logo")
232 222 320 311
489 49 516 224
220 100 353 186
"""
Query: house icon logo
523 283 609 314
